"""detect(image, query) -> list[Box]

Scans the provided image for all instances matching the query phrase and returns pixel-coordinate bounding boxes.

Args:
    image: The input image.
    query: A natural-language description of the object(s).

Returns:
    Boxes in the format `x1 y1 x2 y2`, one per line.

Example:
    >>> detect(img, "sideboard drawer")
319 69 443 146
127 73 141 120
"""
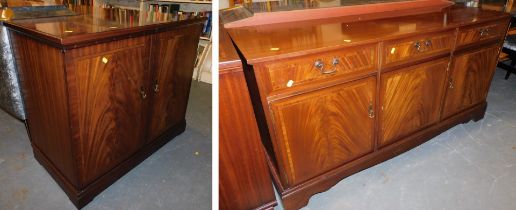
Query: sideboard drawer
457 21 507 47
264 44 377 92
383 31 454 67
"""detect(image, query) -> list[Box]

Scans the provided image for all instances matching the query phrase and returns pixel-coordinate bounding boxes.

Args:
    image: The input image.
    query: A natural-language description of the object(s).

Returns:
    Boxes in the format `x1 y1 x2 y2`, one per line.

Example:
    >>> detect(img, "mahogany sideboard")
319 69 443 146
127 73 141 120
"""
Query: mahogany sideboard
219 25 278 210
4 9 205 208
222 2 510 210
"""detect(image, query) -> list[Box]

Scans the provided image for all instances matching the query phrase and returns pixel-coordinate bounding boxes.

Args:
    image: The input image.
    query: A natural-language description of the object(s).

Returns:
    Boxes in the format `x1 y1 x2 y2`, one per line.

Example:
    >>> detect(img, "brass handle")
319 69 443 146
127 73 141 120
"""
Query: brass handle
314 57 339 74
479 28 490 37
368 102 375 118
414 42 422 52
140 86 147 99
425 39 432 47
153 80 159 93
449 79 454 89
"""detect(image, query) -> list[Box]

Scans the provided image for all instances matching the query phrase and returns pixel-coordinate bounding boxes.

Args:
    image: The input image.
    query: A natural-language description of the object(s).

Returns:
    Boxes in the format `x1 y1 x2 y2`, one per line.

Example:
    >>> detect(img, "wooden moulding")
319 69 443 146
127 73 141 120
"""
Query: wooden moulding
266 102 487 210
31 120 187 208
224 0 454 28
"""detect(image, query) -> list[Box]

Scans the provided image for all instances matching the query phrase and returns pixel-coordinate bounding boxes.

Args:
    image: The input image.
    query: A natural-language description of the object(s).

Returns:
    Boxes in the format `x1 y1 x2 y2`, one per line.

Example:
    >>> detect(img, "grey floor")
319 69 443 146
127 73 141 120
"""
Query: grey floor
275 68 516 210
0 82 212 210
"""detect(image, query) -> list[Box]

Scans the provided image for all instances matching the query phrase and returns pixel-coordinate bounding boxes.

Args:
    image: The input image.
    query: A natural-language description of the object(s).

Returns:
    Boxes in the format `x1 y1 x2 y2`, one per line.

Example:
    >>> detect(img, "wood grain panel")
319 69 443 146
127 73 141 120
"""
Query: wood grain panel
379 58 449 147
147 24 203 141
442 45 500 119
270 77 376 187
457 21 507 47
383 31 454 67
9 32 79 187
219 68 277 210
265 45 377 92
67 42 150 186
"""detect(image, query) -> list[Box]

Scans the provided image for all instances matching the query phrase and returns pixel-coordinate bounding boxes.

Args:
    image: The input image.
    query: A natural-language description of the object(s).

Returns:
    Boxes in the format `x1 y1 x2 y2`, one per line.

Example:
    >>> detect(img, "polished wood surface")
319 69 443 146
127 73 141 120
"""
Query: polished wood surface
219 70 278 210
10 32 78 188
225 5 509 64
264 45 376 92
382 31 454 67
3 6 206 48
219 23 242 70
442 44 500 119
65 36 150 186
379 58 448 147
8 19 204 208
219 26 277 210
457 20 507 47
222 3 510 210
148 26 202 141
269 77 375 186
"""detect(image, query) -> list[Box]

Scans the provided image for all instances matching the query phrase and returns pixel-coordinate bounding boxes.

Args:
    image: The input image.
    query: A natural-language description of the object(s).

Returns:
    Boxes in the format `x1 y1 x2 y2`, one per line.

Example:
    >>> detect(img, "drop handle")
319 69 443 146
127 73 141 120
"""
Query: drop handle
479 28 490 37
140 86 147 99
153 80 159 93
425 39 432 47
314 57 339 74
449 79 454 89
414 41 422 52
368 102 375 118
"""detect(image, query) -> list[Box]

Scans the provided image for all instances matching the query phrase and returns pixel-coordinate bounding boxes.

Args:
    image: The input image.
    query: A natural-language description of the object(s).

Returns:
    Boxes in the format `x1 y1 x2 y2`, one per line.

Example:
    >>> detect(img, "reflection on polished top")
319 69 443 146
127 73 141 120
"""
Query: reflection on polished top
245 0 411 13
225 5 509 64
2 5 206 47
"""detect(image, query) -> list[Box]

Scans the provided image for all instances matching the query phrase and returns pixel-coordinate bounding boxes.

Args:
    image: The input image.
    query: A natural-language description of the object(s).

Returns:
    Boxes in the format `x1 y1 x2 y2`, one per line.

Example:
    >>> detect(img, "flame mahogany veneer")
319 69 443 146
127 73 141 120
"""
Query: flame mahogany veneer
223 4 511 210
4 13 205 209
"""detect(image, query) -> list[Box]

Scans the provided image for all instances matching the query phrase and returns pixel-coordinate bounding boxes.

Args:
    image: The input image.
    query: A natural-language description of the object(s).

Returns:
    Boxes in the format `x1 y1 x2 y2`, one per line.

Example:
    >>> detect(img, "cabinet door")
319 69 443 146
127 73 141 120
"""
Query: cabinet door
442 45 500 119
67 41 150 186
379 58 448 147
148 25 203 140
269 77 375 187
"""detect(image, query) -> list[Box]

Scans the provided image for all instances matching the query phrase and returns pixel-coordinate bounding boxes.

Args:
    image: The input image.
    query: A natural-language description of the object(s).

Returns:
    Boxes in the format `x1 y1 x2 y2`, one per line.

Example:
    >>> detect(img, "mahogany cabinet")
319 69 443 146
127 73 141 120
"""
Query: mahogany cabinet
219 27 277 210
222 3 510 210
5 13 204 208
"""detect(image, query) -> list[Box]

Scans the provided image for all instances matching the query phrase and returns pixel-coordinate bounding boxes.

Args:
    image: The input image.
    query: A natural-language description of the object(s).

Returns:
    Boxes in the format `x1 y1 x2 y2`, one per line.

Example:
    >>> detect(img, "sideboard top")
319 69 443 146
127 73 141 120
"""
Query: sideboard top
225 5 509 64
3 6 206 48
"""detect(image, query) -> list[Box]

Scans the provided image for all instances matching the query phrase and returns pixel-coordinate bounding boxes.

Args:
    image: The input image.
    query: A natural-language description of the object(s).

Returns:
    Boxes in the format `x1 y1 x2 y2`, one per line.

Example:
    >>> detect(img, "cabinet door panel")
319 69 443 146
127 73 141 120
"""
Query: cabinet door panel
148 25 202 140
270 77 375 186
442 45 499 119
69 45 149 186
380 58 448 146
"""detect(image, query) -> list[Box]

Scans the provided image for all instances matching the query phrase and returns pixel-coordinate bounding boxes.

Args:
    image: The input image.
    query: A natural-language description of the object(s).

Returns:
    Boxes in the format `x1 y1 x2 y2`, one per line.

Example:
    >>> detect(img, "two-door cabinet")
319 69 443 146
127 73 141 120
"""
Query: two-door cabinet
4 8 205 208
221 1 510 209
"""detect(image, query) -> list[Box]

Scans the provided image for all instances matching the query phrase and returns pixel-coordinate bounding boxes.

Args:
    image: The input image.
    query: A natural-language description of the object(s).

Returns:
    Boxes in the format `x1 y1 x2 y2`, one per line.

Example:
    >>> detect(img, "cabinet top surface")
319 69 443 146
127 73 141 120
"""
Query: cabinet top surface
225 5 509 64
2 6 206 47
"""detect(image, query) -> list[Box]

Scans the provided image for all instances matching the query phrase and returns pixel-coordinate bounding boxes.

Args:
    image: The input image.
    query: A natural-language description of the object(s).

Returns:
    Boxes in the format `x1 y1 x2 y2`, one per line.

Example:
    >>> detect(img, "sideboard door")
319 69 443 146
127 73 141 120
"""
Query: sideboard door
442 45 500 119
148 25 202 141
269 77 376 187
67 42 150 186
379 58 448 147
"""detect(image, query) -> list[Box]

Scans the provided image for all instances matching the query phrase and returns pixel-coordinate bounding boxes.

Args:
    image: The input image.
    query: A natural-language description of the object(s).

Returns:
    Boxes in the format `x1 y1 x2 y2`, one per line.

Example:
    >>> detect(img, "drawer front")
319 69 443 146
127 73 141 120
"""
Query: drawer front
383 31 454 66
264 45 377 92
269 77 376 187
457 21 506 47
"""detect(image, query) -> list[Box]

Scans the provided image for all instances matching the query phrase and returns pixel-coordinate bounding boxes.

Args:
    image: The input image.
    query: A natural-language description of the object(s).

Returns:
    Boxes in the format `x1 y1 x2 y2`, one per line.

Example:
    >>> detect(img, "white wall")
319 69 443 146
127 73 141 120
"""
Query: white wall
220 0 229 9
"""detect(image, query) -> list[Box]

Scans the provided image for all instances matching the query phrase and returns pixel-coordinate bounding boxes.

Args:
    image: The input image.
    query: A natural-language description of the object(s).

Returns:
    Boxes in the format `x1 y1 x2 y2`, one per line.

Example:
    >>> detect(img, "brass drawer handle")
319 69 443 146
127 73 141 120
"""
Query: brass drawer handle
449 78 454 89
314 57 339 74
140 86 147 99
414 41 422 52
479 28 490 37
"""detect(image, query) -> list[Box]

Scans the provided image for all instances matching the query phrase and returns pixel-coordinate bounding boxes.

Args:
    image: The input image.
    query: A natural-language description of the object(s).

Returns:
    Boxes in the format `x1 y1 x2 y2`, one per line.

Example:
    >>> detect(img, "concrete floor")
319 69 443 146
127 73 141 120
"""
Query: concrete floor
0 82 212 210
275 68 516 210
